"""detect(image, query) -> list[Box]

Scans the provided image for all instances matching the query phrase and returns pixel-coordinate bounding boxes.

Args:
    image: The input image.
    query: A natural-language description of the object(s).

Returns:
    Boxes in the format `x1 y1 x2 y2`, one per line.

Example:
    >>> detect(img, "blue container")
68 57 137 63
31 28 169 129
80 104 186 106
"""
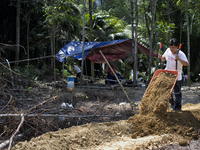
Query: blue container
68 77 78 82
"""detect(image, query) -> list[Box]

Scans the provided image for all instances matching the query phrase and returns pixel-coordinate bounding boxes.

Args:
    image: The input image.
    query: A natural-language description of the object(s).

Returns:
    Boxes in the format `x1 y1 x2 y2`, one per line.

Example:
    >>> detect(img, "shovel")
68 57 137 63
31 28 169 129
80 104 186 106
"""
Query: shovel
172 44 182 95
159 43 162 69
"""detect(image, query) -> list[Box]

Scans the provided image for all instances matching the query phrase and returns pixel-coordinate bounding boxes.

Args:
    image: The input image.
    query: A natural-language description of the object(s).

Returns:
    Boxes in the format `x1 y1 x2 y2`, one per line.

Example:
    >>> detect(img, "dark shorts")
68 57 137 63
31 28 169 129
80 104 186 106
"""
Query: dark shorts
76 72 81 78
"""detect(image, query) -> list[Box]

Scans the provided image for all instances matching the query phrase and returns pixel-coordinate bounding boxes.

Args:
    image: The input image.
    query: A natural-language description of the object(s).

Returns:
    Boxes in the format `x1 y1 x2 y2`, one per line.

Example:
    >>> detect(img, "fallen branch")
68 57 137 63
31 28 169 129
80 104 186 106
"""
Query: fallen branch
0 129 31 150
0 95 12 112
0 62 21 75
0 114 121 118
24 96 57 114
89 100 109 123
8 113 24 150
2 96 58 150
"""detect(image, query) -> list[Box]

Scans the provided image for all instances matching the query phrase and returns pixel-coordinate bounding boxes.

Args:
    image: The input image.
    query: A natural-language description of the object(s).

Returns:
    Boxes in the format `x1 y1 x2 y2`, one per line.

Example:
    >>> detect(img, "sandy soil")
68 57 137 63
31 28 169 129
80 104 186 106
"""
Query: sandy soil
2 73 200 150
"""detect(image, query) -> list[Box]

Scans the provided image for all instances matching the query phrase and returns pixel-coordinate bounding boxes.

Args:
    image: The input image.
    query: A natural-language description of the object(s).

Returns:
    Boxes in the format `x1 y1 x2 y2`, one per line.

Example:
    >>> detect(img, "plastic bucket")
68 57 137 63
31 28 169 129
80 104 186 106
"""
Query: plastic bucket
67 77 78 82
68 81 74 89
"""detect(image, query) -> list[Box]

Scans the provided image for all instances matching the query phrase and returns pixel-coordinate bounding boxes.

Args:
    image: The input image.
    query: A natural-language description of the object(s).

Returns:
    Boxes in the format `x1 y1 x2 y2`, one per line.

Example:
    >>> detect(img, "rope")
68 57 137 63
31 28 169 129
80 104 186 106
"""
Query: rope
1 55 56 64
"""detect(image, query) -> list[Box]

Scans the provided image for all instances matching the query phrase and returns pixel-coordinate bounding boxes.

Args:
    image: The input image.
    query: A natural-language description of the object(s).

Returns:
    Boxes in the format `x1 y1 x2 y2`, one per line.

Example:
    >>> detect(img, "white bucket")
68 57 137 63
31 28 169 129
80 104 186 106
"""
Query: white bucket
68 81 74 89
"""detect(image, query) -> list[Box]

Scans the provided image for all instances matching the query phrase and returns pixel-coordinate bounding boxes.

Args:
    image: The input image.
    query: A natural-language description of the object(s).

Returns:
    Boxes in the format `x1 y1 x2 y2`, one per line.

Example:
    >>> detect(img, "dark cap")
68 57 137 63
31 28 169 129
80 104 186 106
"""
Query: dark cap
168 38 179 47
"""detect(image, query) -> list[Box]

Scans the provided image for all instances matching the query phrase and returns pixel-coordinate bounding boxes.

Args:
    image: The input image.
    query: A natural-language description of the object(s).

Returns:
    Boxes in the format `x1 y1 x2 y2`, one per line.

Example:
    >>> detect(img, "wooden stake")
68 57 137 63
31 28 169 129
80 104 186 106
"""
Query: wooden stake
99 51 131 103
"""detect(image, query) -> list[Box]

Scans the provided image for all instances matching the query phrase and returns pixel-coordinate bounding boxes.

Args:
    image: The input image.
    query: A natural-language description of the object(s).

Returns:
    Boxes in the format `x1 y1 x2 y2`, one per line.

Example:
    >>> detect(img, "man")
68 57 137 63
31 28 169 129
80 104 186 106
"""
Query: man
158 38 189 111
71 63 81 79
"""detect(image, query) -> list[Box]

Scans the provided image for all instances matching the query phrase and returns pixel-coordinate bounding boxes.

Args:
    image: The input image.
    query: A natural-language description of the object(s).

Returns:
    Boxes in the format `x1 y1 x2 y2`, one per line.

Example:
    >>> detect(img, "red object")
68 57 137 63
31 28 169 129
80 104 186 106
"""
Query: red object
160 43 162 48
143 69 179 97
107 64 116 76
179 44 182 49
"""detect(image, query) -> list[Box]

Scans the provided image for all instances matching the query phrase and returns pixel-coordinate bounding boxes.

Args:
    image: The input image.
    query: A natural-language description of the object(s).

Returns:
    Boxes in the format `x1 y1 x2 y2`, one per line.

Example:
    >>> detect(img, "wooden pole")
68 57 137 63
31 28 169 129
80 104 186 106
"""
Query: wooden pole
99 51 131 103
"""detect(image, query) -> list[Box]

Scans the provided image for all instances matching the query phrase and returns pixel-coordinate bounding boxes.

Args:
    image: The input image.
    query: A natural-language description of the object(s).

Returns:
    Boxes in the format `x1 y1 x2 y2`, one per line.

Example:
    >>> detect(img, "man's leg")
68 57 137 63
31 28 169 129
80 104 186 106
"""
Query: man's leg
76 72 81 79
169 95 174 108
174 80 182 109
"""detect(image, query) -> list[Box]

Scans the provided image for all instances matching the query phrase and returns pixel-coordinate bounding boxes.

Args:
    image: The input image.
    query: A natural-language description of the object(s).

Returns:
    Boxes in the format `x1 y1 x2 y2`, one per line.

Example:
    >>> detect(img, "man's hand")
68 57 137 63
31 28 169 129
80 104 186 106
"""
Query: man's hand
158 54 162 59
175 54 189 66
175 54 180 60
158 54 166 61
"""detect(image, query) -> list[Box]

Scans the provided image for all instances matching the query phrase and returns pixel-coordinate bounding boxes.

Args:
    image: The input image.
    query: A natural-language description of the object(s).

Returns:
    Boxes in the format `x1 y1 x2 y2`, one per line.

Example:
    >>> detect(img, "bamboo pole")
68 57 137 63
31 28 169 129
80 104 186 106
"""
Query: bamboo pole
99 51 131 103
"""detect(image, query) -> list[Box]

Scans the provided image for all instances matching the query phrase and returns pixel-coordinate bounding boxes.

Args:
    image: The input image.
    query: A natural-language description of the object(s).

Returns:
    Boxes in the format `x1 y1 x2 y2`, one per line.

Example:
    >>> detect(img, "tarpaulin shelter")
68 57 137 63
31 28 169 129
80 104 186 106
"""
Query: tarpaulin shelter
56 39 158 63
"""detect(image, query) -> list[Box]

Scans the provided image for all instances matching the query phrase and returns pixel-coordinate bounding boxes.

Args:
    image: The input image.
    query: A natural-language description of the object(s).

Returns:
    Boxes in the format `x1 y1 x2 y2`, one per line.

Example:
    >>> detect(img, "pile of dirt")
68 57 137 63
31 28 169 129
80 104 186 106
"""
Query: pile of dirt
12 120 134 150
11 103 200 150
139 71 177 115
128 71 200 141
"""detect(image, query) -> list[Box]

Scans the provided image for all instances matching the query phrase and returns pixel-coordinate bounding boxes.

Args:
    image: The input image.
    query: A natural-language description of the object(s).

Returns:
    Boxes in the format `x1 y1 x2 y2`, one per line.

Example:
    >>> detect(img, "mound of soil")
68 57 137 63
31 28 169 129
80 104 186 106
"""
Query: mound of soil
128 72 200 140
139 71 177 115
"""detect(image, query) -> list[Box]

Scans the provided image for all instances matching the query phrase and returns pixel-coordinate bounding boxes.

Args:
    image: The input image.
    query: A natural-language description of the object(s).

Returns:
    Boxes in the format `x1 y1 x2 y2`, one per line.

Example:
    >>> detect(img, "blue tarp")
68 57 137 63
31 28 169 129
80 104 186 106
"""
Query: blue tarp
56 41 98 62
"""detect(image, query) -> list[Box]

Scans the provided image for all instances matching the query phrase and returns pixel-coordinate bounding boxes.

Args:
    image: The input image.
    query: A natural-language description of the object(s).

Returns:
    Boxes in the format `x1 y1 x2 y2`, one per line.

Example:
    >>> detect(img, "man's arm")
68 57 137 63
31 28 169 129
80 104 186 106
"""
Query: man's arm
176 54 189 66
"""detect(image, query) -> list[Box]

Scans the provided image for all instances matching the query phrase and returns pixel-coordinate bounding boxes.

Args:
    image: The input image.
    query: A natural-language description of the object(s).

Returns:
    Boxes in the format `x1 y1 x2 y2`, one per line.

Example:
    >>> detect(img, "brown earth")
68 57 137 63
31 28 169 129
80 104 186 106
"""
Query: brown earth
1 73 200 150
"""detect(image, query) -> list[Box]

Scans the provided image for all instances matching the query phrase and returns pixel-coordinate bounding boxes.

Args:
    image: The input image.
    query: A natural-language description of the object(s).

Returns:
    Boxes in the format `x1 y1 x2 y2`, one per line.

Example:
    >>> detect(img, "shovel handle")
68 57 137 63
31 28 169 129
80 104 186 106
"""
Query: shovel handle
160 43 162 54
179 44 182 49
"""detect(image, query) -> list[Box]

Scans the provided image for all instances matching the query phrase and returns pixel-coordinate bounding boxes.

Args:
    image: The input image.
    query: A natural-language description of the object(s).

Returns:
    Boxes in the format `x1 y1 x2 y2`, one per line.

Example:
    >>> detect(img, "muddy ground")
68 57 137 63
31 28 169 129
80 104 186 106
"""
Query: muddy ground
0 73 200 150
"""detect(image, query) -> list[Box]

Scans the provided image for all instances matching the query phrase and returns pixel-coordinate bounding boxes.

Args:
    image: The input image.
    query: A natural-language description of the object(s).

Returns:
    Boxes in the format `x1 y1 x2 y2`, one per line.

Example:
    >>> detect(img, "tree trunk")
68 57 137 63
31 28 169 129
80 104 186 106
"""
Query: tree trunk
186 0 190 86
89 0 94 78
131 1 135 86
148 0 157 82
179 14 182 43
50 28 54 70
143 0 150 40
16 0 21 66
80 0 86 88
156 29 159 70
27 4 30 66
167 0 171 40
134 0 138 86
53 29 56 81
89 0 93 34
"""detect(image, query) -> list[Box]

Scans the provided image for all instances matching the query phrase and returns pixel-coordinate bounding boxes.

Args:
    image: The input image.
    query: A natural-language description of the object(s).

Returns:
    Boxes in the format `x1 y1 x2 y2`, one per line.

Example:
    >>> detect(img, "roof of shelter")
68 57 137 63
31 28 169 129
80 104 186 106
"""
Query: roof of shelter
56 39 158 63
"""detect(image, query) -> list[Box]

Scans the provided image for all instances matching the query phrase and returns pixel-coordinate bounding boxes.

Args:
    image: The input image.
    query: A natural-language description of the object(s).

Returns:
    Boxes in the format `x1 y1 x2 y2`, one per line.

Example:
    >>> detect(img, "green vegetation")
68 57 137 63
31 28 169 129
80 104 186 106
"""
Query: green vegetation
0 0 199 82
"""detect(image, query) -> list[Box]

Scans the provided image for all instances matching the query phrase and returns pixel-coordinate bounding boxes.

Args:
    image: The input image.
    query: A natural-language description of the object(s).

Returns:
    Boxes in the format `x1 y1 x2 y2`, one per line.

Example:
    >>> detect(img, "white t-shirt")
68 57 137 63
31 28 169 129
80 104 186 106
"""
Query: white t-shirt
163 48 188 81
74 65 81 73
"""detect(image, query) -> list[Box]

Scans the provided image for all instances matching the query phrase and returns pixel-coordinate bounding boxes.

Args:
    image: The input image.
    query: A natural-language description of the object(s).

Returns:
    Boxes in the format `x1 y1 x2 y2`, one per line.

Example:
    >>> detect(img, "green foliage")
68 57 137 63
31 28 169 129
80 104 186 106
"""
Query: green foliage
13 65 40 80
99 0 132 24
1 0 200 83
84 10 129 41
63 69 68 78
176 0 186 11
43 0 82 41
155 21 176 34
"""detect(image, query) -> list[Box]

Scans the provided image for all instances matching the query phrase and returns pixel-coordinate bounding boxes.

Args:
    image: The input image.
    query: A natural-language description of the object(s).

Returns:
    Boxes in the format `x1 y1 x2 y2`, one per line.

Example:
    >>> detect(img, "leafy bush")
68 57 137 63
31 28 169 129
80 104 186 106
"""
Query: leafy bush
13 65 40 80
